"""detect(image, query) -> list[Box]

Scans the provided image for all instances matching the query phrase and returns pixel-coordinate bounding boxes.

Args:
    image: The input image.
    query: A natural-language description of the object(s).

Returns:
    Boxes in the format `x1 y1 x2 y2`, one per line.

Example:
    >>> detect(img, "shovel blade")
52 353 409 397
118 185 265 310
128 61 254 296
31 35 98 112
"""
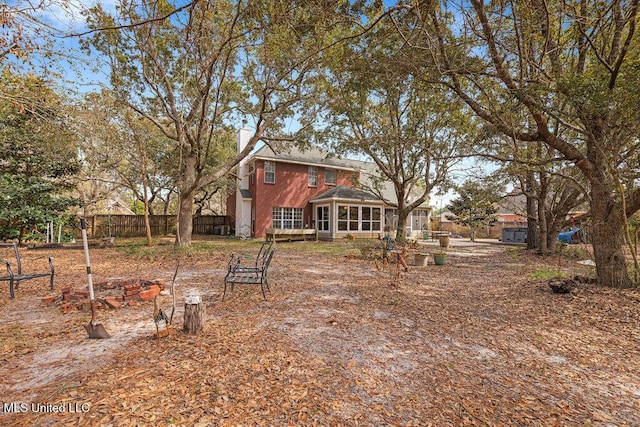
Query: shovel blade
85 322 110 339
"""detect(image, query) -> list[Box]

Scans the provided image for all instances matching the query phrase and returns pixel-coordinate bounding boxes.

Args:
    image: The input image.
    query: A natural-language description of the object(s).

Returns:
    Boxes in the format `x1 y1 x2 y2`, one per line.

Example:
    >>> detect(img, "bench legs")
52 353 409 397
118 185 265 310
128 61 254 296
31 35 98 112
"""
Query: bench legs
3 254 55 300
48 257 55 291
260 281 266 300
8 274 54 300
6 270 55 300
223 279 268 301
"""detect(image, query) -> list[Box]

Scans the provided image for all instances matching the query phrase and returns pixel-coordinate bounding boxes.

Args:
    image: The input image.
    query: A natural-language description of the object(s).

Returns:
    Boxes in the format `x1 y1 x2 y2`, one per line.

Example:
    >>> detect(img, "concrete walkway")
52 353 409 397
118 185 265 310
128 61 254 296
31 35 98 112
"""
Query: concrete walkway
415 237 522 257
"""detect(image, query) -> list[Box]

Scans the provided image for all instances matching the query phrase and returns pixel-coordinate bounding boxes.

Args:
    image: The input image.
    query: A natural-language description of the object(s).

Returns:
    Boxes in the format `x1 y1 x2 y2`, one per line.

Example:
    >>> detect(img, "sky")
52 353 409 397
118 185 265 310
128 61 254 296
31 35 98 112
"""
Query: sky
3 1 117 95
11 0 485 210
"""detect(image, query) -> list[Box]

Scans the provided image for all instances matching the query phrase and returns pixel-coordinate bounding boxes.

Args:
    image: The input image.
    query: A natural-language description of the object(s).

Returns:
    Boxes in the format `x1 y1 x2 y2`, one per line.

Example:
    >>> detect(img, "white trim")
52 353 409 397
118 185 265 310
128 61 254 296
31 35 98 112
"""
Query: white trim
336 204 382 233
308 166 318 187
309 196 383 204
264 160 275 184
315 204 331 233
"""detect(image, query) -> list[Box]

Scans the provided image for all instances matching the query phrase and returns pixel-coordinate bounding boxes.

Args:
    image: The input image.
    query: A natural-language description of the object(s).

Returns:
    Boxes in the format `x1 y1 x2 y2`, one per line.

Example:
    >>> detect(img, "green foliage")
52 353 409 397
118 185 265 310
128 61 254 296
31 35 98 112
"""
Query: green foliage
130 200 146 215
446 178 502 241
507 246 522 261
76 91 180 216
313 12 468 242
411 0 640 287
531 268 565 280
82 0 364 244
0 72 80 241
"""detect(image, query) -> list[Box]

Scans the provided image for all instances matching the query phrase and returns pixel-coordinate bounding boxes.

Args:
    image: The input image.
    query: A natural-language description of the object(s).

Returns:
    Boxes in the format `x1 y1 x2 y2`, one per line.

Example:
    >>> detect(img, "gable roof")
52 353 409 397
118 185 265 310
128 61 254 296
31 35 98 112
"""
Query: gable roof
310 185 383 203
251 142 367 171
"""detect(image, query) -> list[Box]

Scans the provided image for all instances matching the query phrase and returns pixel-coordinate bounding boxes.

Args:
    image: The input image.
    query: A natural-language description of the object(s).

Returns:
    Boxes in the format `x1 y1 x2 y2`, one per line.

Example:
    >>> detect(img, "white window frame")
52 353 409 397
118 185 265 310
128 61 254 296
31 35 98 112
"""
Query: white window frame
272 207 304 229
308 166 318 187
361 206 382 231
316 205 330 232
338 205 381 231
264 161 275 184
325 168 336 185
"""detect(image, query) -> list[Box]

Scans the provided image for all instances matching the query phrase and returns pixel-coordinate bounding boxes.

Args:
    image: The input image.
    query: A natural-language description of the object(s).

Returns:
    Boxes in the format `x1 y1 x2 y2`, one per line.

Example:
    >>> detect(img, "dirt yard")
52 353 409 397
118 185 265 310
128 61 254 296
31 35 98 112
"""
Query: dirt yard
0 238 639 426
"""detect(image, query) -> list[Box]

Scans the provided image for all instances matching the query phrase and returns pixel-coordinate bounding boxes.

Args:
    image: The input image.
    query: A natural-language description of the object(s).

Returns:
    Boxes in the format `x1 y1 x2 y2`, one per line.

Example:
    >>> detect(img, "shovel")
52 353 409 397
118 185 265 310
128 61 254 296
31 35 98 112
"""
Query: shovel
80 218 110 339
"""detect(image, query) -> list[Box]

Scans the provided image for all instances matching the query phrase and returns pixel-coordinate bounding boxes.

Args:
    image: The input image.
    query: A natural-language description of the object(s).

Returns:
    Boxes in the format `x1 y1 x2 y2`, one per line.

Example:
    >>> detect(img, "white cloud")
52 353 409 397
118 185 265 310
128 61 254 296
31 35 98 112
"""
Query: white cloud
36 0 118 33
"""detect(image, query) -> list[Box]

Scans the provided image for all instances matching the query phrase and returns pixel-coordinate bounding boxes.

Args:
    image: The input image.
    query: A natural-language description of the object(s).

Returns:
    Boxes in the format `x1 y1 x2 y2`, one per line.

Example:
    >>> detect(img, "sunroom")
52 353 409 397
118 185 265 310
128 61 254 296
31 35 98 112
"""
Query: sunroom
310 186 385 241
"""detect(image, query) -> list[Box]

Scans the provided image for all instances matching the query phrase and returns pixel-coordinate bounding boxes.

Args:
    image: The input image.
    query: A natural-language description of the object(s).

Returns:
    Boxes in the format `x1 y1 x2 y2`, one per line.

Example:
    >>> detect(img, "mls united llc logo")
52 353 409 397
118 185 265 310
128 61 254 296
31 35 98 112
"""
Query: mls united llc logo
3 402 90 413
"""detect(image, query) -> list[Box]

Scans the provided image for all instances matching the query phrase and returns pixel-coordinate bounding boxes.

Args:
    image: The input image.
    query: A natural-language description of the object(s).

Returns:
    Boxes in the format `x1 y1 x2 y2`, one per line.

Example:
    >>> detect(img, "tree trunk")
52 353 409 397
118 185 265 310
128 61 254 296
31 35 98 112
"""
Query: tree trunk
140 162 153 247
162 192 172 235
176 190 195 246
176 156 198 246
525 172 538 250
183 299 206 335
395 212 408 243
536 173 551 254
546 223 561 255
143 209 153 247
590 180 631 287
537 198 550 255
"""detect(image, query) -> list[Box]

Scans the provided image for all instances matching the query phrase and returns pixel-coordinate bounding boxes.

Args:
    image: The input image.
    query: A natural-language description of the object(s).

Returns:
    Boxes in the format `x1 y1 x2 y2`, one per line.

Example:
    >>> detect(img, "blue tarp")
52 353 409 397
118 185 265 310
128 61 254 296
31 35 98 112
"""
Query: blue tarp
558 228 581 243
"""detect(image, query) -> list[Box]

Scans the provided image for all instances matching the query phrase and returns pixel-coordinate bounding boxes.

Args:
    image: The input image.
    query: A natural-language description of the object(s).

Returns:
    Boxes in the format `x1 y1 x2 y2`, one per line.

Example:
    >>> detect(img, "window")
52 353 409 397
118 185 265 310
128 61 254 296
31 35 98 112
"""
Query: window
264 161 275 183
325 168 336 185
316 206 330 232
349 206 359 231
338 205 381 231
362 207 382 231
272 207 303 229
308 166 318 187
338 205 349 231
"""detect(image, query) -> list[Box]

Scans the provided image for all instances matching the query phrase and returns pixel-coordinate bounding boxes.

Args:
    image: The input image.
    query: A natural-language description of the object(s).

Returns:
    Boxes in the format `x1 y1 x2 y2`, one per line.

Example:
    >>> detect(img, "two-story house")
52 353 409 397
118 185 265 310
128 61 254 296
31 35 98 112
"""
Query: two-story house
227 127 431 240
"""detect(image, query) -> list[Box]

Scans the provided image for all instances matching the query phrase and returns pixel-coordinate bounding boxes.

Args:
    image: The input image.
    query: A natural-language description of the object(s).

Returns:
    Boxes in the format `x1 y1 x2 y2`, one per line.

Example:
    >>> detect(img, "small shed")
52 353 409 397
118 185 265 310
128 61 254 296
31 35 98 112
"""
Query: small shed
501 227 527 243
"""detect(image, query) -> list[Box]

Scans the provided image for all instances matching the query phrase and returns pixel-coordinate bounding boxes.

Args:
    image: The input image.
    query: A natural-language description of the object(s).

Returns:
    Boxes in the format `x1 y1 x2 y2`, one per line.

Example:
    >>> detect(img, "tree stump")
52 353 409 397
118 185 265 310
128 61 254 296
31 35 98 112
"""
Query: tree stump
183 296 206 335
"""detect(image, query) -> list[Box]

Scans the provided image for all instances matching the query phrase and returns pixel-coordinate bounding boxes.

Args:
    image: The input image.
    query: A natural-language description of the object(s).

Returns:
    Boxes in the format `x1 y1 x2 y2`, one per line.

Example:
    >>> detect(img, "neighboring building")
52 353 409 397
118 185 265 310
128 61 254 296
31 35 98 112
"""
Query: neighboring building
227 127 431 240
436 193 528 239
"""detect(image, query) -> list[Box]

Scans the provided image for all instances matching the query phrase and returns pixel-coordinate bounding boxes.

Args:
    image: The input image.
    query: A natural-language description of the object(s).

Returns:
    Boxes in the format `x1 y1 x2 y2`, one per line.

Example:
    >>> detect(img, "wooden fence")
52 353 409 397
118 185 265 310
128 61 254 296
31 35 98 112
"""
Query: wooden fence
87 215 228 238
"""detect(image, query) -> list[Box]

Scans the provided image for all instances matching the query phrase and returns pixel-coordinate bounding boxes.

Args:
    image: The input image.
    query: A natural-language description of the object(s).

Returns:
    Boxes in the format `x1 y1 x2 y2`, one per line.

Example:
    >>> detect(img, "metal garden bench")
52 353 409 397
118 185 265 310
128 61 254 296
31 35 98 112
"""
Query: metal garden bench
0 243 55 299
223 241 275 301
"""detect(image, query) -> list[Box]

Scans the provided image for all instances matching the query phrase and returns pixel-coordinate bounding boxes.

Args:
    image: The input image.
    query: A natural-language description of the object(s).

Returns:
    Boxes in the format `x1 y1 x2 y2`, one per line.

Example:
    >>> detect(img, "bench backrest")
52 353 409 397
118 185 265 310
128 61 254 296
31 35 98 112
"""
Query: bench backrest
261 248 276 274
0 243 22 275
255 240 273 268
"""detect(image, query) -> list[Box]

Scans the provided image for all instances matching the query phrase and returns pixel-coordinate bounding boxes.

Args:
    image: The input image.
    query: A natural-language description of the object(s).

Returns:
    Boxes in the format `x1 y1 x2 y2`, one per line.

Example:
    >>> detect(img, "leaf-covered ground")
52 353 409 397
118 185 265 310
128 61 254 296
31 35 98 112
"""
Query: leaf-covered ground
1 238 639 426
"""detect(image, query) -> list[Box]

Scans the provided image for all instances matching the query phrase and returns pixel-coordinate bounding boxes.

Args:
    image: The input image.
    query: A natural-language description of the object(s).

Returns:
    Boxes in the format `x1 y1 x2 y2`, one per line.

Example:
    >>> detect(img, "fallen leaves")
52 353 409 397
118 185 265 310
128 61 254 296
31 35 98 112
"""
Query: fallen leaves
0 241 639 425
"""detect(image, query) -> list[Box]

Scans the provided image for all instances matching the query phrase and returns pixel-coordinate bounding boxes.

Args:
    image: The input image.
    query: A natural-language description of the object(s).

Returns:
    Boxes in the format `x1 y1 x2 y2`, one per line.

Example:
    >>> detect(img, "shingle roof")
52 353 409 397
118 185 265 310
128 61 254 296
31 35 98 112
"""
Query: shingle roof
309 185 383 203
249 141 430 207
251 142 367 170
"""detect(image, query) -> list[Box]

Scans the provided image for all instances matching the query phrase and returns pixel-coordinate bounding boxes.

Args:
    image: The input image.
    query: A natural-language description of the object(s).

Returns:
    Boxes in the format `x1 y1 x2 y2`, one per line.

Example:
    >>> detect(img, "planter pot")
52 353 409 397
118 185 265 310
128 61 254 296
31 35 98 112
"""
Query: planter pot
433 253 447 265
439 235 450 248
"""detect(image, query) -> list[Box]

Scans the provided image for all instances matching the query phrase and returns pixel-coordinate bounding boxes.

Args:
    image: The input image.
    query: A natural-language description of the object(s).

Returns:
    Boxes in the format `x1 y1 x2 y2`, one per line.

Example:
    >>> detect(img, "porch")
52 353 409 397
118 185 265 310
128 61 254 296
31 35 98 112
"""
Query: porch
265 227 318 242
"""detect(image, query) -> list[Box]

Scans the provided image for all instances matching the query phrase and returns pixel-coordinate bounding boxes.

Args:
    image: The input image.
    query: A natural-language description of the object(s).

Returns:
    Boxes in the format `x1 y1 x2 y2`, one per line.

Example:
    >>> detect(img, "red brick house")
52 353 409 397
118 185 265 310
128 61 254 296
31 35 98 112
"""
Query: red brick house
227 127 431 240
